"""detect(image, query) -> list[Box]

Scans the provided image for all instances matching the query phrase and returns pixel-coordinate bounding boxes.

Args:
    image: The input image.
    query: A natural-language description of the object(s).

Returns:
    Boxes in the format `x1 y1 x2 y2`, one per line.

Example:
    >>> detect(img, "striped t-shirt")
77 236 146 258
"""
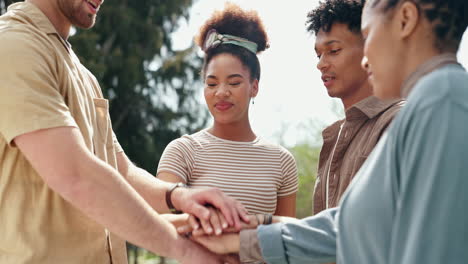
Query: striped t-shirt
157 130 298 214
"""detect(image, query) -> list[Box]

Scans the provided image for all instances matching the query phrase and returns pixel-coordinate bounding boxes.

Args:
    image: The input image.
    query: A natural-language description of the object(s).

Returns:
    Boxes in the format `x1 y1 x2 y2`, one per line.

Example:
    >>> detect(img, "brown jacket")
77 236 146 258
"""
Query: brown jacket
313 96 404 214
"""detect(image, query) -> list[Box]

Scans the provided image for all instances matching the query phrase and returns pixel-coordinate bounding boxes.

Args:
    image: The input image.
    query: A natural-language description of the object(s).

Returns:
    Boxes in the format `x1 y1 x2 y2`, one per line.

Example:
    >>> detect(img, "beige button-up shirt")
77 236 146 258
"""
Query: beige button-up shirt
313 96 404 214
0 3 126 263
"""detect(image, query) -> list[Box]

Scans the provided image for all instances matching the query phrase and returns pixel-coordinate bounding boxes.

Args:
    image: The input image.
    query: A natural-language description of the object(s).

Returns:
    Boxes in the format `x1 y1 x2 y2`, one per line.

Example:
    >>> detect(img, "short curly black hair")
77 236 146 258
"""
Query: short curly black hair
368 0 468 52
306 0 365 35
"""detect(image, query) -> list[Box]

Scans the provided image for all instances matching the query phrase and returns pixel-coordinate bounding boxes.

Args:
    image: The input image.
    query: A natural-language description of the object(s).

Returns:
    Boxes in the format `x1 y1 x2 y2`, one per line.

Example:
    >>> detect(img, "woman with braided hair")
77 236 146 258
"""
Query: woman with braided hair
157 3 298 235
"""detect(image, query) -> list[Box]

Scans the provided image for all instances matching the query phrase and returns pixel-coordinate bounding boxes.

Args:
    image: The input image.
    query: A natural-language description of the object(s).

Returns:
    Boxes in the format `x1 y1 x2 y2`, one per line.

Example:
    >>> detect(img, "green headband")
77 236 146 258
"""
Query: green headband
202 29 258 54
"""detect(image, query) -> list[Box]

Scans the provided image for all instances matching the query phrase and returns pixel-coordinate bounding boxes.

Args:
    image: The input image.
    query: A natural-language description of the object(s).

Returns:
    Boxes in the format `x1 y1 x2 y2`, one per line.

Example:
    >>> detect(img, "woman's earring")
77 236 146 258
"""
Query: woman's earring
252 98 255 105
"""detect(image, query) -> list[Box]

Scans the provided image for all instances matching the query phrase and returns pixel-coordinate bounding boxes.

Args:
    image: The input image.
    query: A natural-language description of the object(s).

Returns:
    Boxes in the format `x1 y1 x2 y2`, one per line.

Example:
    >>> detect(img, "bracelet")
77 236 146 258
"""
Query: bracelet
263 213 273 225
255 214 261 226
165 182 188 214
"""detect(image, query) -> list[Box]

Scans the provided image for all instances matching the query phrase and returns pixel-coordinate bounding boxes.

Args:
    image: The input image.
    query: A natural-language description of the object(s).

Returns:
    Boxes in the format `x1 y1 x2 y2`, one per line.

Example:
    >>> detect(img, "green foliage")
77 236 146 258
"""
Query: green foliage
69 0 208 173
1 0 208 173
1 0 19 14
289 143 321 219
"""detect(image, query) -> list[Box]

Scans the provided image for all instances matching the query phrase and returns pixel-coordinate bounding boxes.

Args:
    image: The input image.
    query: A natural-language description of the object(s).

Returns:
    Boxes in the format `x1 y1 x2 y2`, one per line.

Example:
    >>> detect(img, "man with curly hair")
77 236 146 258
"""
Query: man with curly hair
306 0 404 215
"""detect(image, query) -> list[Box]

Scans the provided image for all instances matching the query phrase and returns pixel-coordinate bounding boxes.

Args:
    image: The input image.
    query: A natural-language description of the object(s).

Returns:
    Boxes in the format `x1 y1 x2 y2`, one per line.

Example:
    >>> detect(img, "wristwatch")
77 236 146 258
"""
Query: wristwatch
165 182 188 214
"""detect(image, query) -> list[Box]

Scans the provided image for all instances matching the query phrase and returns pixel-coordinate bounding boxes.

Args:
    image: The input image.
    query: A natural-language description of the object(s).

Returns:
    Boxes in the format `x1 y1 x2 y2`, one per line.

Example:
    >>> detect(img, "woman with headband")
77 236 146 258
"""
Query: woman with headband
185 0 468 263
157 3 298 234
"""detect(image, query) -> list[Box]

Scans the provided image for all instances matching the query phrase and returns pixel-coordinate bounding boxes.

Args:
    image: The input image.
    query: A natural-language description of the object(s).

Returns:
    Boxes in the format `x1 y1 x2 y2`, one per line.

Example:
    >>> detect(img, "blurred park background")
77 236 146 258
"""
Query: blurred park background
1 0 467 263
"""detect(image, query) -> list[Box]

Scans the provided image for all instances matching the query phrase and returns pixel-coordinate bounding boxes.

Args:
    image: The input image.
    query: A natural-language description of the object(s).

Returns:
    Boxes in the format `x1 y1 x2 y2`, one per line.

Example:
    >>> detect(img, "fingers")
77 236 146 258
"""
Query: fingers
176 215 199 237
211 206 228 232
163 213 190 229
189 214 200 231
192 227 208 237
209 207 223 235
177 224 192 234
183 187 248 230
229 199 249 230
228 200 247 230
236 200 250 224
178 214 259 237
199 210 215 235
207 190 235 227
188 202 211 222
213 196 244 230
200 206 229 235
218 210 228 229
206 197 247 231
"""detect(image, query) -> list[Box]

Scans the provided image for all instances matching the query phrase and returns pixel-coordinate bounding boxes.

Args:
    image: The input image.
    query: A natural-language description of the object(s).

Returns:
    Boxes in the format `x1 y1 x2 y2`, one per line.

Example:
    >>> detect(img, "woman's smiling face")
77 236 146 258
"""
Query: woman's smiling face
204 53 258 125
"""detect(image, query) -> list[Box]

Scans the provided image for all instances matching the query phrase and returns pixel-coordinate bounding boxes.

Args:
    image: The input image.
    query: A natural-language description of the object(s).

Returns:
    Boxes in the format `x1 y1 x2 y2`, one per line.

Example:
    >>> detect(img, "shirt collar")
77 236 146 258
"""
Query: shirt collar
322 96 402 140
7 2 71 50
345 96 402 121
401 53 460 98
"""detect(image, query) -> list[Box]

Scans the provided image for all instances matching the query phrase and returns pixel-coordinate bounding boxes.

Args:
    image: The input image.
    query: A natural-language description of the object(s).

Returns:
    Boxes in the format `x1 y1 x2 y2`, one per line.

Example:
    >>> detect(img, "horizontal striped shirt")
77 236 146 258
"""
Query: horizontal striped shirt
157 130 298 214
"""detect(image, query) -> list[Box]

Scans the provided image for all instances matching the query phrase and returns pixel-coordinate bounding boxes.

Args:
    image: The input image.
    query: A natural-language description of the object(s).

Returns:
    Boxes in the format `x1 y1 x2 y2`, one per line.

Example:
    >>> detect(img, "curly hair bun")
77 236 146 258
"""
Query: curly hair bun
195 2 269 54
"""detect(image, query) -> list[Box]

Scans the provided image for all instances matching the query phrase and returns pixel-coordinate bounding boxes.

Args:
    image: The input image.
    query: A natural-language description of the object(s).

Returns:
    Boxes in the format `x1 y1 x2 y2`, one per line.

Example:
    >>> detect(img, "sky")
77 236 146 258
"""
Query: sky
172 0 468 147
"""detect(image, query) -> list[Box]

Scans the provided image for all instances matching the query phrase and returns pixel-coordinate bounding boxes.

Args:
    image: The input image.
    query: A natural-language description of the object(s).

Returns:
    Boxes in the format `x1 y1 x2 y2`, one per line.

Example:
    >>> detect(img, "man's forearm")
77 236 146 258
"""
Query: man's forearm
15 126 190 259
61 154 185 259
123 163 173 213
116 150 249 230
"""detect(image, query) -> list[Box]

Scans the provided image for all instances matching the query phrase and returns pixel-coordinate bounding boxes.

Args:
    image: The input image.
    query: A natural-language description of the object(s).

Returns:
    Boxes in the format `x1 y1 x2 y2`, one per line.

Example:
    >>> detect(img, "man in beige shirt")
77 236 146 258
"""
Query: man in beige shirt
307 0 404 214
0 1 247 263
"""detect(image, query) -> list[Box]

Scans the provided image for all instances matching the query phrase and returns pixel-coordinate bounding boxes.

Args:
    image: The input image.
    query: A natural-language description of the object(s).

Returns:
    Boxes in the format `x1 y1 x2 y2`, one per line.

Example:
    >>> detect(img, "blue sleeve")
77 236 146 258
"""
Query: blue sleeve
258 208 338 264
390 83 468 263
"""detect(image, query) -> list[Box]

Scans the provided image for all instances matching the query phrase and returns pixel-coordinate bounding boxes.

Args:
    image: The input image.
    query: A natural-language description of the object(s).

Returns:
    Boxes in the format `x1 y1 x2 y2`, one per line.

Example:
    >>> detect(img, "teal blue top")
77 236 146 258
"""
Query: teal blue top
258 62 468 263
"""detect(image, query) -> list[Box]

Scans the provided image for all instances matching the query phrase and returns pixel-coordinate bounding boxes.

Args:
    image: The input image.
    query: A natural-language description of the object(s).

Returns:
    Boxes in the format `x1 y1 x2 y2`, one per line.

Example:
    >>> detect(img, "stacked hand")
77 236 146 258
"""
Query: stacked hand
164 186 290 261
161 186 253 263
171 186 250 231
166 207 270 255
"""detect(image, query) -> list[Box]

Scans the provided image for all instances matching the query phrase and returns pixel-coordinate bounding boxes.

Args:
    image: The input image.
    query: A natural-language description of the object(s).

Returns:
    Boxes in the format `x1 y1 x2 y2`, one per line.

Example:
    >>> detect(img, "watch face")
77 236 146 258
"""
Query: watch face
204 29 222 51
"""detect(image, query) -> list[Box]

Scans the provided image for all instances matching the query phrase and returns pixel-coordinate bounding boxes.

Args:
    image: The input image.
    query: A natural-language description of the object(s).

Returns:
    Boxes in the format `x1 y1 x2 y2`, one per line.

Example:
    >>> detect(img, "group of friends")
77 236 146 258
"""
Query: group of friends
0 0 467 263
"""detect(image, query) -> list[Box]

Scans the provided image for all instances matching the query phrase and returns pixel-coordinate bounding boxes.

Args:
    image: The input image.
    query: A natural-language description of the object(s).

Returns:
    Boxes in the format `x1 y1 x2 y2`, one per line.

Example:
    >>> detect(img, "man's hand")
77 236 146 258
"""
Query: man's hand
177 213 260 237
191 233 241 255
172 187 249 230
177 237 239 264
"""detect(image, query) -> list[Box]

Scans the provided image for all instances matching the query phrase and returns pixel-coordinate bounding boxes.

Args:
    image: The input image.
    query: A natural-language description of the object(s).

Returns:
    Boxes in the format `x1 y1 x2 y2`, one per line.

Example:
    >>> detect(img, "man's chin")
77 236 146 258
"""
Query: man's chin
74 21 95 29
73 16 96 29
326 89 341 99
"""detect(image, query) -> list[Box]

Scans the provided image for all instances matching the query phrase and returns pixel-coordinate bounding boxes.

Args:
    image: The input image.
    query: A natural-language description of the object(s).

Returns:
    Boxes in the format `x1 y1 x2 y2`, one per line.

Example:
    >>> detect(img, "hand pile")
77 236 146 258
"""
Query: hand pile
165 206 271 263
165 186 280 263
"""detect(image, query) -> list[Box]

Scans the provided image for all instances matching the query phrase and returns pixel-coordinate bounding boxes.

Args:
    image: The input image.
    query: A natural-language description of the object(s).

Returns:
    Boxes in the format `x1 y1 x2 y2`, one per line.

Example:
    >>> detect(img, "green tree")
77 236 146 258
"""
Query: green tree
289 143 321 219
1 0 18 14
70 0 208 173
1 1 207 172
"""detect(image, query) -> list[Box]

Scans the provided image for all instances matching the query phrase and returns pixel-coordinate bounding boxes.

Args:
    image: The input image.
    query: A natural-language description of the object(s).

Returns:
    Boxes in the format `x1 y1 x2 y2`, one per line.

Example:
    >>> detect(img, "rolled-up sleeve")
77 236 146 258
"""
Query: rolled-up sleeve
240 229 265 263
257 208 338 264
